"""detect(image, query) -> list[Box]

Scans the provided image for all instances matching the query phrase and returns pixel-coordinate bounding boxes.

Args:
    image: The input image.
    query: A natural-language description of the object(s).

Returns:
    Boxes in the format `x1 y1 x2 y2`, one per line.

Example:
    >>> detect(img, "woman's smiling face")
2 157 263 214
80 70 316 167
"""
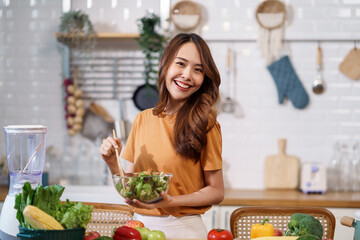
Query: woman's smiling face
165 42 205 104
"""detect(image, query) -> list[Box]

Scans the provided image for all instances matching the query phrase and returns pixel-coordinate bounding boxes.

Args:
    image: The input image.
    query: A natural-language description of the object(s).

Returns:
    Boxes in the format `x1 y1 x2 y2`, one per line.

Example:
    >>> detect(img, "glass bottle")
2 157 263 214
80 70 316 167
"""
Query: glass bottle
350 142 360 192
339 144 352 192
327 142 341 192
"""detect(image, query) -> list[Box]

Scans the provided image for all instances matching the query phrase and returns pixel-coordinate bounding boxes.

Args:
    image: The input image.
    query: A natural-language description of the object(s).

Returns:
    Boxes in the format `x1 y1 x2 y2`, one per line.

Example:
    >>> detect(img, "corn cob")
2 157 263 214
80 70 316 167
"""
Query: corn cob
23 205 64 230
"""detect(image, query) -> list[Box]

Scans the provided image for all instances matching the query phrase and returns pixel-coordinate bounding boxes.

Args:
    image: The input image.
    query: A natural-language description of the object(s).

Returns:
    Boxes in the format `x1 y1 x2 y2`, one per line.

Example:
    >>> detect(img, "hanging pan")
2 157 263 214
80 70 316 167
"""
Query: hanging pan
132 83 159 111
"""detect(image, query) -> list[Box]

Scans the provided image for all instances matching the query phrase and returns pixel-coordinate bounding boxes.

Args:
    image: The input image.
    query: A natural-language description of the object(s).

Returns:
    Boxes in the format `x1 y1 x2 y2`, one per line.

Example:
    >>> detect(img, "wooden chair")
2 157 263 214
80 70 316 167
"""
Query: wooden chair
83 202 133 237
230 206 335 240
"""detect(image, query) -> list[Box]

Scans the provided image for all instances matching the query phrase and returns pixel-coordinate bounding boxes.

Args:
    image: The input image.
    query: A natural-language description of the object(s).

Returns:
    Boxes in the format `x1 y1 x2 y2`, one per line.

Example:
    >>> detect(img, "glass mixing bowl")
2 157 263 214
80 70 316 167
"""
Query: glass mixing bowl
112 171 172 203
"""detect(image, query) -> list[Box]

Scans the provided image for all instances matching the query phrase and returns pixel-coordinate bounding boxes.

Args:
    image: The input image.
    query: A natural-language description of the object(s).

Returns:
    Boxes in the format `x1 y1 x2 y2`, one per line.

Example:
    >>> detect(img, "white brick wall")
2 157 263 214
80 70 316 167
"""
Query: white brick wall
1 0 360 189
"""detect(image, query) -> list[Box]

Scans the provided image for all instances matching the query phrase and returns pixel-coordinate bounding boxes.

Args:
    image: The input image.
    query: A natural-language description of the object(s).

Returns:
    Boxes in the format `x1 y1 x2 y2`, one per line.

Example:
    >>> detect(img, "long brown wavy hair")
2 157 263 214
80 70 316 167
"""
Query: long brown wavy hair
153 33 221 162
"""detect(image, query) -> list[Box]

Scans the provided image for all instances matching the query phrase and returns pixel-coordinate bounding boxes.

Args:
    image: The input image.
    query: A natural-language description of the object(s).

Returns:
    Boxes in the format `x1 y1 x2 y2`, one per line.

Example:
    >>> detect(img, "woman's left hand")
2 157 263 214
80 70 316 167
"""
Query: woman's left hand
125 192 175 209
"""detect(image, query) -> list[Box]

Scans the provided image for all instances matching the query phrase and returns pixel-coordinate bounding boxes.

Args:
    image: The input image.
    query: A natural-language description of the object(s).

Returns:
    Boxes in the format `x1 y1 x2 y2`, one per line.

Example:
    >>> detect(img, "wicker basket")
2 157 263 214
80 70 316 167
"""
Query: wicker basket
230 206 335 239
83 202 133 237
170 0 201 31
255 0 286 30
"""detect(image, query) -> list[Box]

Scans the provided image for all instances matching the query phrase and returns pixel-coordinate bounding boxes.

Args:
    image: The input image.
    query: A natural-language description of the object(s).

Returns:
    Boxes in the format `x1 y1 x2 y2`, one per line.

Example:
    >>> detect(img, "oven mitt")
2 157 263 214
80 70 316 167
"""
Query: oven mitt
267 55 309 109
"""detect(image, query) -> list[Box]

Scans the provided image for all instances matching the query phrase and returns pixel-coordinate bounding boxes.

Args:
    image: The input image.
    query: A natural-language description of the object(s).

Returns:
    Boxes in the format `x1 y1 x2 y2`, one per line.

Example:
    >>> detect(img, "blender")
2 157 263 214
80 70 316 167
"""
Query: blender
0 125 47 240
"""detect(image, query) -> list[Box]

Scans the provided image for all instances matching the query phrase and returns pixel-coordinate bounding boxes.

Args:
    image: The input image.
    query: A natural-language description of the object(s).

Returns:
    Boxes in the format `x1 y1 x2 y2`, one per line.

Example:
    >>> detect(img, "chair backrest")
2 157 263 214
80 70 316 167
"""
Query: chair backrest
230 206 335 240
83 202 133 237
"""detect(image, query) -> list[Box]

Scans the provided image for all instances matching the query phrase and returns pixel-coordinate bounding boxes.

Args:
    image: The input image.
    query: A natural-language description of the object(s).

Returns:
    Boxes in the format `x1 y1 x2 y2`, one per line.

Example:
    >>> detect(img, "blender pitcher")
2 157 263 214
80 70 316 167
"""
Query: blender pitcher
0 125 47 240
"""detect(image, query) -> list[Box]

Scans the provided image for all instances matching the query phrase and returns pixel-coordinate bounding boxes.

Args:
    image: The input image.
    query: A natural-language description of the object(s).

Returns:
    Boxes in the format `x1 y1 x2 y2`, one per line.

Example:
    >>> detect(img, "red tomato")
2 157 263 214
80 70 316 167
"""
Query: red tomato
207 229 233 240
84 231 101 240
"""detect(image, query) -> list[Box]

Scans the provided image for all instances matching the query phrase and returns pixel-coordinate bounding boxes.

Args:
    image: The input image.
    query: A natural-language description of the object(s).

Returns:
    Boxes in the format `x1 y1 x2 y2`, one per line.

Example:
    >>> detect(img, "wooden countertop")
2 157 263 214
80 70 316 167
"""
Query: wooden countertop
0 185 7 201
1 185 360 208
220 189 360 208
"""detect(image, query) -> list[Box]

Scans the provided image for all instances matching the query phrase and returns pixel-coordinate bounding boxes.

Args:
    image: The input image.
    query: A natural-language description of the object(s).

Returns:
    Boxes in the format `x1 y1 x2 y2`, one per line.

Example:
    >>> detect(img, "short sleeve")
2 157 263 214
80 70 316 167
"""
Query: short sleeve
121 113 140 163
200 121 222 171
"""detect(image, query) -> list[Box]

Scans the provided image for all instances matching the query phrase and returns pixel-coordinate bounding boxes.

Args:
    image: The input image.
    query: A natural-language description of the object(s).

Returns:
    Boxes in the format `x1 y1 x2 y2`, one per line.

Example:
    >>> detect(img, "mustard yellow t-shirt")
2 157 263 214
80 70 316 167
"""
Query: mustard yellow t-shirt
121 108 222 217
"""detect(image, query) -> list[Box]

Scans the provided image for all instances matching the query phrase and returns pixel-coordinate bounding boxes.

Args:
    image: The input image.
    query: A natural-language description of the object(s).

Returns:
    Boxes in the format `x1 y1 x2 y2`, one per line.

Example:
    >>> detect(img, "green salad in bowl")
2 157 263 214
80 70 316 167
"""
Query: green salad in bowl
113 170 172 203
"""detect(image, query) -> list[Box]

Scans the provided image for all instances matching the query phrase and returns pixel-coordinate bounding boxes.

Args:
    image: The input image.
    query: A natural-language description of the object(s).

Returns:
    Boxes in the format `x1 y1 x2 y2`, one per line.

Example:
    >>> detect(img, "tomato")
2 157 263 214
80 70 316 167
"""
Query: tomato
274 228 283 236
113 226 142 240
207 229 233 240
84 231 101 240
147 230 166 240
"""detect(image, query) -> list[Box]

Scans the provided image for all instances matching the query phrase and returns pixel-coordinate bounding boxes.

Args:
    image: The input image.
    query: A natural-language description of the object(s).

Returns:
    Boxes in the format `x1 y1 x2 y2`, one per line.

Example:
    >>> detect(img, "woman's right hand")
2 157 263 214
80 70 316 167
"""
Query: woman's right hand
100 136 122 174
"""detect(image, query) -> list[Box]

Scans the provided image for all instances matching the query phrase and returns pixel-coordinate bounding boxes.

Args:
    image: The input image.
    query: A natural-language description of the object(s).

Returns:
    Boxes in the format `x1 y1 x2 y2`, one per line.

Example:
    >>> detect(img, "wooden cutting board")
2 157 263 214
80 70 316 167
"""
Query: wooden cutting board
339 48 360 80
264 139 300 189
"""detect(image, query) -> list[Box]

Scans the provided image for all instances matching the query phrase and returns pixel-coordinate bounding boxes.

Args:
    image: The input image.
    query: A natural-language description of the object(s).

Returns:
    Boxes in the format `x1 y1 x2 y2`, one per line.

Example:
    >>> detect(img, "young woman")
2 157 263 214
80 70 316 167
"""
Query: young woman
100 33 223 238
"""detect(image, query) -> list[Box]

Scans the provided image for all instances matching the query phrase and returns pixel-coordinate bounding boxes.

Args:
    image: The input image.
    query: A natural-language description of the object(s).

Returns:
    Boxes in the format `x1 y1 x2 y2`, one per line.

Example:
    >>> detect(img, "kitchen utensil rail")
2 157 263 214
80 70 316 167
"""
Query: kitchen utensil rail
82 69 143 73
206 38 360 43
77 82 143 87
80 89 136 93
71 56 144 60
72 63 145 67
77 77 145 81
81 96 132 100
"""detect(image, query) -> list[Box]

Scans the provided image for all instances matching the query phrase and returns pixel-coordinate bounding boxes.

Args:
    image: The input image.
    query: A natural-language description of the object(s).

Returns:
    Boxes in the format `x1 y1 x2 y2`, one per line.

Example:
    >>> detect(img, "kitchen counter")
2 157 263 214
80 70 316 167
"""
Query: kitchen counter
222 189 360 208
1 185 360 208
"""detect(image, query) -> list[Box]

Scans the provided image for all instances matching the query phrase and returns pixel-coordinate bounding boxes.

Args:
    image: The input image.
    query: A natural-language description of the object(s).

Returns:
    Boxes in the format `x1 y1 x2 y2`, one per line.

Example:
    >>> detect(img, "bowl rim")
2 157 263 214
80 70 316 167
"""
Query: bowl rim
18 226 85 232
112 172 173 178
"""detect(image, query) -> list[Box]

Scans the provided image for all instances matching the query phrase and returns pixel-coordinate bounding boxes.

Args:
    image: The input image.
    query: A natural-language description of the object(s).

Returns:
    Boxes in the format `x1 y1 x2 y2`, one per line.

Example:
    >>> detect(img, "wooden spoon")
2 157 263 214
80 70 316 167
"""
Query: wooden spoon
112 129 126 180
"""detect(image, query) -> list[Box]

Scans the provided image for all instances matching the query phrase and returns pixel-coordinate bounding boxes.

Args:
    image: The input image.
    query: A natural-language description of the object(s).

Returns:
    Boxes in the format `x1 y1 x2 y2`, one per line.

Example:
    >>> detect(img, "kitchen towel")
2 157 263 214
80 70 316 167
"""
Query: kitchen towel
267 55 309 109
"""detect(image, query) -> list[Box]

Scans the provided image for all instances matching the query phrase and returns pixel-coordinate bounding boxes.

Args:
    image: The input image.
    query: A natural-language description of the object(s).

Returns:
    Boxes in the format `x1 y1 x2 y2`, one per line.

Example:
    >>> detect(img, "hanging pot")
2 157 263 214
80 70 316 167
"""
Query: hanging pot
132 83 159 111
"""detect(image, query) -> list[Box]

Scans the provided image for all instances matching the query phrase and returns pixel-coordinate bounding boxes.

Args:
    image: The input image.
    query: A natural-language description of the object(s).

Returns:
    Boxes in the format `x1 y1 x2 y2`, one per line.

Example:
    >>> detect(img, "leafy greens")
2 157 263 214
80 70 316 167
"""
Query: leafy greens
116 170 170 202
14 182 93 229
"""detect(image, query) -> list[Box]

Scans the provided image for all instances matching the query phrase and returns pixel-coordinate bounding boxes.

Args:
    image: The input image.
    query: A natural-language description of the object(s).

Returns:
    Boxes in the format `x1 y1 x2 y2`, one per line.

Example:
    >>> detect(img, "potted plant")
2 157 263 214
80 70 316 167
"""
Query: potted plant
57 10 96 48
131 13 168 110
136 13 167 85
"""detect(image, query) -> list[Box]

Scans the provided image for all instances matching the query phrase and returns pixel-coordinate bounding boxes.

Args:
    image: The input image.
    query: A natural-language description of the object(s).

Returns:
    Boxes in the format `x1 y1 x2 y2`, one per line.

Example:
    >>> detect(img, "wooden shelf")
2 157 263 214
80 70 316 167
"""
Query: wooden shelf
54 32 139 39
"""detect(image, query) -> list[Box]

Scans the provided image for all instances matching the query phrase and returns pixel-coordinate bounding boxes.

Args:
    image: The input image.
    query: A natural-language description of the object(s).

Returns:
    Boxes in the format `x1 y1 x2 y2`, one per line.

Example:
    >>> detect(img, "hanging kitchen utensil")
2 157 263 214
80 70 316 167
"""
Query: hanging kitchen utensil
81 102 114 141
339 42 360 80
267 55 309 109
222 48 235 113
255 0 286 65
170 0 202 31
312 44 325 94
132 83 159 111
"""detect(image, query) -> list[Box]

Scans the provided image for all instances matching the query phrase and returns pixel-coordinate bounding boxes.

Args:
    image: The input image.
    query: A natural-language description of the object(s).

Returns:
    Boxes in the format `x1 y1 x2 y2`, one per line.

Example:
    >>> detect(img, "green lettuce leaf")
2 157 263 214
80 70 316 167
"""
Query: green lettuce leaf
14 182 93 229
56 199 93 229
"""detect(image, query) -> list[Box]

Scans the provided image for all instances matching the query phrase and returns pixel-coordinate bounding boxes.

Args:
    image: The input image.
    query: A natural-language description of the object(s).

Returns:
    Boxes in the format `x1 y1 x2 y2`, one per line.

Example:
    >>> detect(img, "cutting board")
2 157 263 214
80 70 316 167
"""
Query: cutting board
339 48 360 80
264 138 300 189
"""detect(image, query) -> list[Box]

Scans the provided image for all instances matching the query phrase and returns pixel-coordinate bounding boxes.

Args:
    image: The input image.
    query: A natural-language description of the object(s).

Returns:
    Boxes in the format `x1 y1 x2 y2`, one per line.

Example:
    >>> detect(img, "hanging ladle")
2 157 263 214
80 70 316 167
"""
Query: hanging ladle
222 48 235 113
312 45 325 94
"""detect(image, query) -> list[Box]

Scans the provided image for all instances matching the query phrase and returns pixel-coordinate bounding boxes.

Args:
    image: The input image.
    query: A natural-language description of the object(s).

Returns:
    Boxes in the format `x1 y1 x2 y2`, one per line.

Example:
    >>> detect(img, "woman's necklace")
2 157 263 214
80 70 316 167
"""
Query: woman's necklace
164 107 176 116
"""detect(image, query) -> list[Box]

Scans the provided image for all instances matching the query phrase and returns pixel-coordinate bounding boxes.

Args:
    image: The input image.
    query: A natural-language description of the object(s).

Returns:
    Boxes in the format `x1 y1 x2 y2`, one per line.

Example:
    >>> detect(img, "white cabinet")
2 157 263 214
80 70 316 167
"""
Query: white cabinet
218 206 240 231
201 206 221 232
201 206 240 231
202 205 357 239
